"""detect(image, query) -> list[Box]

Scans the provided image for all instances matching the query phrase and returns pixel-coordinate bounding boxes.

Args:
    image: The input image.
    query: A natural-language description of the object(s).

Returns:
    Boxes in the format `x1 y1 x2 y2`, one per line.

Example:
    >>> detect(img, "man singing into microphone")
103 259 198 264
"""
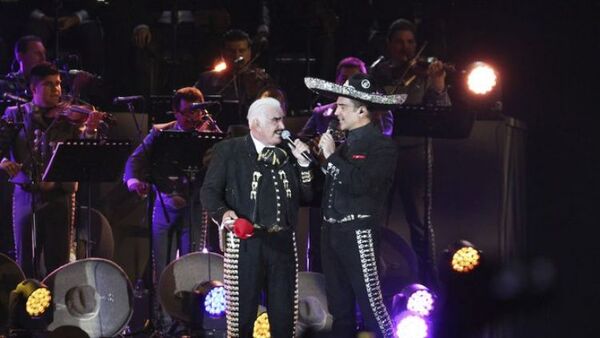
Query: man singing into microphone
201 97 313 337
305 73 406 338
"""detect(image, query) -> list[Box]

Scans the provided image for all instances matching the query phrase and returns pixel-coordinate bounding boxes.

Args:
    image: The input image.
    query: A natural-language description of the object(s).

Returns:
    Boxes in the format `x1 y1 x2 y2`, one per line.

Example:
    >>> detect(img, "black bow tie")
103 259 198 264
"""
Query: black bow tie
257 147 288 168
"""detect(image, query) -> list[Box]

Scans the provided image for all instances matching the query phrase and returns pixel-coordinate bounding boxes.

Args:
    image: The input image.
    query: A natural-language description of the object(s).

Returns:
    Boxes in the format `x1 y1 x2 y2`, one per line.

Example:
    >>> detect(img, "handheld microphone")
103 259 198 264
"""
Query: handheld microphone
190 101 221 110
326 119 339 134
68 69 102 80
113 95 144 104
2 93 29 104
281 129 316 164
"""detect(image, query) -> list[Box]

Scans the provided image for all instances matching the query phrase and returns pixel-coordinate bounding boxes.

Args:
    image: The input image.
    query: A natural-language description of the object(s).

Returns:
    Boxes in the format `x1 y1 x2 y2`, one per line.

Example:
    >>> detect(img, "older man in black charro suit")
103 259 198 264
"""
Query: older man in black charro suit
201 97 313 337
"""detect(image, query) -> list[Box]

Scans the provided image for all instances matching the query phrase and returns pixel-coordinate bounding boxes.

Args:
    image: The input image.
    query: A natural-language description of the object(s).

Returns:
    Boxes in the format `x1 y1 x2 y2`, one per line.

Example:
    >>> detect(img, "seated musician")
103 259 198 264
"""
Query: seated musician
0 62 104 278
123 86 220 334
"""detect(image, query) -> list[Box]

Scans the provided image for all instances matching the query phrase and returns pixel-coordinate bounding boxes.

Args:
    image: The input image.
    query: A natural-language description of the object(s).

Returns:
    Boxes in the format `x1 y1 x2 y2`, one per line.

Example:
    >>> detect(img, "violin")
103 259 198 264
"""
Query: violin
53 101 117 126
194 110 223 133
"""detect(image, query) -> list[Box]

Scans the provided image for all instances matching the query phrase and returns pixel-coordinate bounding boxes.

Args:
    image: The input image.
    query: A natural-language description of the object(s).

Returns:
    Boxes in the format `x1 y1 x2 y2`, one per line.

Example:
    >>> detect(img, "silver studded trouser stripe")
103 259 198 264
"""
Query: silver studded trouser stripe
292 232 299 337
224 232 241 337
356 229 394 338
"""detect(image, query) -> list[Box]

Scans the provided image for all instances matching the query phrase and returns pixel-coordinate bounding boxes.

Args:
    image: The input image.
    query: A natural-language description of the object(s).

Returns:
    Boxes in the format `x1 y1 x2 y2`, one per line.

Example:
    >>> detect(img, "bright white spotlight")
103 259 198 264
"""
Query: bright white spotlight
407 290 435 316
394 311 429 338
213 60 227 72
393 284 436 317
204 285 226 317
466 62 497 95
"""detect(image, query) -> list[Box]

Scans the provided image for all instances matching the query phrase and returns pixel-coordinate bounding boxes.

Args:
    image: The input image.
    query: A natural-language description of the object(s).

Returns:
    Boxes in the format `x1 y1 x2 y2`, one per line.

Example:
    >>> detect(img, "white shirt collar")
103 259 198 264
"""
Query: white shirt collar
250 132 269 154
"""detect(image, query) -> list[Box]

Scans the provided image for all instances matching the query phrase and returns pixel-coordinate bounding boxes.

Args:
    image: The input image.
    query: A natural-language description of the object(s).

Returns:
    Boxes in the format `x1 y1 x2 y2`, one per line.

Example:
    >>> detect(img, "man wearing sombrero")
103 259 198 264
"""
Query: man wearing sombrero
305 73 406 338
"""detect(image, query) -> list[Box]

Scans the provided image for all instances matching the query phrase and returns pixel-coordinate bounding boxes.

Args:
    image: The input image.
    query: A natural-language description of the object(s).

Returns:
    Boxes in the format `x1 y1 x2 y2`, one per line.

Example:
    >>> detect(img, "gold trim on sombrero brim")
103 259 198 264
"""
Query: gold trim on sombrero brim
304 77 407 106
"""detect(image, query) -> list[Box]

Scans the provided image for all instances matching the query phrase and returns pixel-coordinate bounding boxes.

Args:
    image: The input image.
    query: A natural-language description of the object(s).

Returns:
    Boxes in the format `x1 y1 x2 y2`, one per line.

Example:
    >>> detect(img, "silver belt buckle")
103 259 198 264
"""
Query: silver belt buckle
324 214 371 224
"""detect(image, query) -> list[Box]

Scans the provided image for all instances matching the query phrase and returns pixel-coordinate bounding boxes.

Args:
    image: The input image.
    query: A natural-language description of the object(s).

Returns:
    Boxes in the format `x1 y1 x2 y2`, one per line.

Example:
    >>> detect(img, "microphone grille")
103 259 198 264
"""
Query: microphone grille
280 130 291 139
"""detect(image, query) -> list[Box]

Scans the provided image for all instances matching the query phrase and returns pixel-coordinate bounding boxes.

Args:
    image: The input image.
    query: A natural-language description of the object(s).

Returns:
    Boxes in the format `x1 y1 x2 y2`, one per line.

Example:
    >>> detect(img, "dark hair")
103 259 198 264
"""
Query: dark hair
336 57 367 84
14 35 42 55
28 62 59 86
222 29 252 46
172 87 205 112
387 18 416 41
257 86 288 112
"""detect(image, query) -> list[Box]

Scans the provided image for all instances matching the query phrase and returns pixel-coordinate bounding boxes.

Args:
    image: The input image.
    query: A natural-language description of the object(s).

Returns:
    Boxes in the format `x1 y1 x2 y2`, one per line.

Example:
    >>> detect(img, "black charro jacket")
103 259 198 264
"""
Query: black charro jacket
200 135 313 229
322 123 398 223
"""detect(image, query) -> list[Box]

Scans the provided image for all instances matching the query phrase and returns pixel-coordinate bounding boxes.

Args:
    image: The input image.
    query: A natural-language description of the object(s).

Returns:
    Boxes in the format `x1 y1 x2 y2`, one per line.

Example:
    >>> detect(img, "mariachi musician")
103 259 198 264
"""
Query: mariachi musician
0 62 106 278
369 18 451 287
123 86 221 333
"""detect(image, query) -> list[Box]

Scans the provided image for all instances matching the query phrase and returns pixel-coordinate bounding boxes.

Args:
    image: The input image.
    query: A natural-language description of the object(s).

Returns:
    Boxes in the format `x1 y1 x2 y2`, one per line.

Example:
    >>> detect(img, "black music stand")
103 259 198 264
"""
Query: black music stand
205 94 242 133
42 139 131 258
150 130 225 263
391 105 475 288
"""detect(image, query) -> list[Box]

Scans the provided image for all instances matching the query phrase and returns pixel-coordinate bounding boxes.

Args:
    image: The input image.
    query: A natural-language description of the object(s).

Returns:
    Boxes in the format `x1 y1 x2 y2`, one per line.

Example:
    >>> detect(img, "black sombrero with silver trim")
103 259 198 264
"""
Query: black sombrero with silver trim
304 73 407 107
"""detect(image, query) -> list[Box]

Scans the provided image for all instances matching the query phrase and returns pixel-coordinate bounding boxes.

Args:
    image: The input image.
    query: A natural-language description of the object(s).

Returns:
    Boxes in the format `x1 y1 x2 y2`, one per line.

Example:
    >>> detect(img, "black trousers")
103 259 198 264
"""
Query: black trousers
321 221 394 338
224 229 298 337
13 186 72 278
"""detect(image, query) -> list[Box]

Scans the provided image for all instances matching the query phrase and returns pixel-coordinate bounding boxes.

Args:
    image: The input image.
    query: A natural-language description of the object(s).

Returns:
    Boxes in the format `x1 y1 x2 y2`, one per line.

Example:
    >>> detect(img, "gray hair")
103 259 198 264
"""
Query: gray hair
247 97 283 125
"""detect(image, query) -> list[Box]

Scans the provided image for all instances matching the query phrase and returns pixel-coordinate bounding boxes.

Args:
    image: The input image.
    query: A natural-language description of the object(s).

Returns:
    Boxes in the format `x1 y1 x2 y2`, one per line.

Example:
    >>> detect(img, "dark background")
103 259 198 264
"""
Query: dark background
1 0 599 336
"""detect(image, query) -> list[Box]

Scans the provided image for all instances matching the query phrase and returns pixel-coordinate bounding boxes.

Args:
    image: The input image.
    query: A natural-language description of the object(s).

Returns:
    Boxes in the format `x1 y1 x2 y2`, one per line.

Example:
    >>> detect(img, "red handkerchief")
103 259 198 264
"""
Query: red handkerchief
352 154 367 160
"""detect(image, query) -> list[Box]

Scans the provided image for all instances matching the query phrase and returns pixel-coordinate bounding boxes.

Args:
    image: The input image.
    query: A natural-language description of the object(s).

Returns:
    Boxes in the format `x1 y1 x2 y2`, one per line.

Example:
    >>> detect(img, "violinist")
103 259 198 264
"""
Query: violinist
0 62 104 278
123 86 217 334
194 29 274 129
0 35 99 105
369 18 451 287
369 18 451 106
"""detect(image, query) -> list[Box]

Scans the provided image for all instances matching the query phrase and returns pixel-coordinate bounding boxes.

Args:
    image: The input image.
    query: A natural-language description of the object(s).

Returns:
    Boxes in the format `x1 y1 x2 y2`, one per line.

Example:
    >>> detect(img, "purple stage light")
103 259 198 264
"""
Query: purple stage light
394 311 429 338
204 285 226 317
406 289 435 316
393 284 436 317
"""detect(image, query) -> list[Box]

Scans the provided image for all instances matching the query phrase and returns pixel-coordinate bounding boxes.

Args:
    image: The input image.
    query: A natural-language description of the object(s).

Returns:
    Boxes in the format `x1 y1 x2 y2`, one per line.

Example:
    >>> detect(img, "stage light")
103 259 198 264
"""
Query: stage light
253 311 270 338
213 60 227 72
159 252 226 332
9 279 53 330
25 287 52 317
201 282 226 317
466 62 497 95
449 240 481 273
394 311 429 338
394 284 436 317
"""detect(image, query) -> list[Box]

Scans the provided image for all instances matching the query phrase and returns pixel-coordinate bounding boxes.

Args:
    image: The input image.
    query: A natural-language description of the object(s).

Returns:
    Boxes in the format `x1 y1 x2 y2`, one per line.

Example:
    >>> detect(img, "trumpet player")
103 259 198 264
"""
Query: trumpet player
123 86 220 335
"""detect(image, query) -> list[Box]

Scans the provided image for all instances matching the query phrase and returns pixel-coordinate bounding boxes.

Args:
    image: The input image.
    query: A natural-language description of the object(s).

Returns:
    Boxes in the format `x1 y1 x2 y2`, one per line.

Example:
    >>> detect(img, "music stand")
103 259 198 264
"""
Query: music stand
150 130 225 262
205 94 243 132
42 139 132 258
391 105 475 288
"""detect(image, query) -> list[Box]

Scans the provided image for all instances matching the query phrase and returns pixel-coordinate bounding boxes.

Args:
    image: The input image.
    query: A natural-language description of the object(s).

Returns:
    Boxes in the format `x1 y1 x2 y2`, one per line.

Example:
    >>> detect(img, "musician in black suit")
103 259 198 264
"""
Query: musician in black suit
305 73 406 338
369 18 451 286
201 97 313 337
1 62 104 277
